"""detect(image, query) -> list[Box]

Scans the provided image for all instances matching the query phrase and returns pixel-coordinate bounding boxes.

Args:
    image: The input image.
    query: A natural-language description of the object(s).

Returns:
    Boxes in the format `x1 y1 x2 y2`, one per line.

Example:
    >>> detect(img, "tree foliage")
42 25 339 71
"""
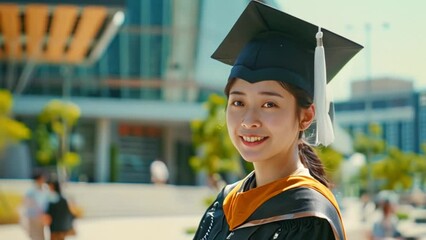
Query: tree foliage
315 146 344 184
190 94 243 185
373 147 415 190
354 123 385 155
0 89 31 154
414 144 426 188
35 99 81 181
355 123 426 191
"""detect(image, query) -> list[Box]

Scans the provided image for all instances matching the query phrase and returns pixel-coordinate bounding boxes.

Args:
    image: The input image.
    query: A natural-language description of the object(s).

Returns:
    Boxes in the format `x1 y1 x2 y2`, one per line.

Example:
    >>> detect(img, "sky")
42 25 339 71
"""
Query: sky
275 0 426 100
196 0 426 101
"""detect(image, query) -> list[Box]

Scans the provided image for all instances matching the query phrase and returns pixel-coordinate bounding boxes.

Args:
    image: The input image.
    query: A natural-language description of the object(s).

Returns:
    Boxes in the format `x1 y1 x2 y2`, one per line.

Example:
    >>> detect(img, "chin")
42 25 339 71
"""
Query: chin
239 152 265 163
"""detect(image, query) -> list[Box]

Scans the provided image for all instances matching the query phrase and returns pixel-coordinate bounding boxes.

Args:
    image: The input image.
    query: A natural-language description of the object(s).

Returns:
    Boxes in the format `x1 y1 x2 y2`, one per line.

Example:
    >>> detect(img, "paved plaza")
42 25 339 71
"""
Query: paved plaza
1 181 425 240
0 214 364 240
0 215 201 240
0 200 370 240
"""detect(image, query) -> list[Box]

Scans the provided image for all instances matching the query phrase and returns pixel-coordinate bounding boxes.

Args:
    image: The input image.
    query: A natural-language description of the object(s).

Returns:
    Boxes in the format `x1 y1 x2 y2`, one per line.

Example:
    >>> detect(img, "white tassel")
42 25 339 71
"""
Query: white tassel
314 28 334 146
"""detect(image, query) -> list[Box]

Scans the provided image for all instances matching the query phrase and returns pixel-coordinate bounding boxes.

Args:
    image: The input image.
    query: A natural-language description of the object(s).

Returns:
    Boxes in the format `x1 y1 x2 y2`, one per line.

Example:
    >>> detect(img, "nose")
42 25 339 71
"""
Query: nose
241 109 261 128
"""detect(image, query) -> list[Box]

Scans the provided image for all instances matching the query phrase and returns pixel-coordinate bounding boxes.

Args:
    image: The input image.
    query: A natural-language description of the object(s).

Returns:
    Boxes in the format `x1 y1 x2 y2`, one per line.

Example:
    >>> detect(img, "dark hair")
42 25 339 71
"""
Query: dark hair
48 180 62 195
32 169 45 181
224 79 330 188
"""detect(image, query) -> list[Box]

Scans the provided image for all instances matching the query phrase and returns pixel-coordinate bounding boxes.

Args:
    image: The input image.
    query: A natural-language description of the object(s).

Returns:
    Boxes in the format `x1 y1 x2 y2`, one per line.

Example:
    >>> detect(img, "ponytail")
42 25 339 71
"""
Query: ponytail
298 142 330 188
268 82 331 188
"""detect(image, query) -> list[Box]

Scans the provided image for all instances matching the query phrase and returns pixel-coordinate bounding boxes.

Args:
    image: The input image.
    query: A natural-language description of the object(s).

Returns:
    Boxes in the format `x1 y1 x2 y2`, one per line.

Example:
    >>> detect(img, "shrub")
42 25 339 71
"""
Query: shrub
0 191 23 224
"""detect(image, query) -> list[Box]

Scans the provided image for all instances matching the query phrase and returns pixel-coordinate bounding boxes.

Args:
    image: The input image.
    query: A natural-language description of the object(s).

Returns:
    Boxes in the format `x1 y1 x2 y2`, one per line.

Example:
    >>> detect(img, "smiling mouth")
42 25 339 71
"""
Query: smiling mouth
241 136 267 143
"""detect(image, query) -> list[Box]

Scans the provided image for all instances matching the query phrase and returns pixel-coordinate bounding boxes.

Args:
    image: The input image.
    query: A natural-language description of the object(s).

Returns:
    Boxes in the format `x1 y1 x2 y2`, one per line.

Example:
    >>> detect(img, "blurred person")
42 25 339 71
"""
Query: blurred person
43 180 76 240
22 171 50 240
368 199 403 240
193 1 362 239
150 159 169 184
361 189 376 222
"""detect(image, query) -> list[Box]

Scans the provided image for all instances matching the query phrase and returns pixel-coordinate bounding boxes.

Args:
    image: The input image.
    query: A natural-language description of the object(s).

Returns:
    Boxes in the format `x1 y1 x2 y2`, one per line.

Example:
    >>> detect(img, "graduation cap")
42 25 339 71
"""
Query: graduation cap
212 0 363 146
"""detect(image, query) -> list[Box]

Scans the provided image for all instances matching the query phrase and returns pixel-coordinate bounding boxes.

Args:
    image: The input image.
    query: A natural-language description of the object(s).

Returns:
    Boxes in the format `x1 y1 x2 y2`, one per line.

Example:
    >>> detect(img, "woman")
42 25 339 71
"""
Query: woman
43 181 76 240
193 1 362 240
369 196 402 240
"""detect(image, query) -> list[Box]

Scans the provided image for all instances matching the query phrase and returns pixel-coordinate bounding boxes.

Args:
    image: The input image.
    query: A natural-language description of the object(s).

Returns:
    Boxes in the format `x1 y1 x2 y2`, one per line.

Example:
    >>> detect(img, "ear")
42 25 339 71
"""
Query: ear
299 104 315 131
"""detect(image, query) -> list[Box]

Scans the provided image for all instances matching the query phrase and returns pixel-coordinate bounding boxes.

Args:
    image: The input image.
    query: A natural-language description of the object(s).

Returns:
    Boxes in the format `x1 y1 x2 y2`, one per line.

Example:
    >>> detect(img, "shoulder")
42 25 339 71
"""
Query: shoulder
249 187 340 220
222 181 241 197
193 181 243 240
247 187 345 240
234 216 336 240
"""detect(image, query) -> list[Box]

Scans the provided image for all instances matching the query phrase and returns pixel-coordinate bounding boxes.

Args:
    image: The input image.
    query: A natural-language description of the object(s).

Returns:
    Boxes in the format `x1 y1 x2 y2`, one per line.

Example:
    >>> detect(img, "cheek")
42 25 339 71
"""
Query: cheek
265 112 298 132
226 115 236 147
226 109 237 130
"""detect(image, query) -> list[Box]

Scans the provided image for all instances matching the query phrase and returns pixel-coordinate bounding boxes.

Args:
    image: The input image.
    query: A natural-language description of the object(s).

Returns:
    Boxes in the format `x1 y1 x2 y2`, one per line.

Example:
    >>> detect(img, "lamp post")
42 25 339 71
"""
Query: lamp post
365 22 390 197
347 22 389 197
364 22 374 199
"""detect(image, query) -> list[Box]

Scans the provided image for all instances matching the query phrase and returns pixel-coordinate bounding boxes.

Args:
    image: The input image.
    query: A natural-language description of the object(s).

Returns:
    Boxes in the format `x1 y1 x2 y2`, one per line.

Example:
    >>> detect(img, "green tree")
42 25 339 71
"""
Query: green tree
354 124 424 192
190 94 243 188
353 123 386 155
374 147 414 190
353 123 386 192
35 99 81 182
0 89 31 155
315 146 344 185
411 143 426 189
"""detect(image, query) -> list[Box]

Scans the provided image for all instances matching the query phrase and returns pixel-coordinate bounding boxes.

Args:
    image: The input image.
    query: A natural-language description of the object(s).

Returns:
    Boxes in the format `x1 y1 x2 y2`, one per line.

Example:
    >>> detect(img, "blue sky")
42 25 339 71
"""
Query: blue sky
276 0 426 100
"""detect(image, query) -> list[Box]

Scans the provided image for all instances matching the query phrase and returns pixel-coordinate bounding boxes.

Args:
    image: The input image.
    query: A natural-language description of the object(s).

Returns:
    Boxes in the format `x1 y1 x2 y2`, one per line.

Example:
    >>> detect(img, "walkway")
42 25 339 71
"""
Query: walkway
0 215 200 240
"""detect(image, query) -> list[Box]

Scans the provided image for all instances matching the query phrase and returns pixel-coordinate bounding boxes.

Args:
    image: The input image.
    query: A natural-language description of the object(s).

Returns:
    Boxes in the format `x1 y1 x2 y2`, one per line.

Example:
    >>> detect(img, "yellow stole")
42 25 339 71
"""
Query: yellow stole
223 174 345 234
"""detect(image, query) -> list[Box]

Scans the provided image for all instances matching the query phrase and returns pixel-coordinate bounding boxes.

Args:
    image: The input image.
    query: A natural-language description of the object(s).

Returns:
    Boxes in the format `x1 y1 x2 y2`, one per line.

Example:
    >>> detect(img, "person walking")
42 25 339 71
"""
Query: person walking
193 1 362 239
23 171 50 240
43 180 76 240
369 191 403 240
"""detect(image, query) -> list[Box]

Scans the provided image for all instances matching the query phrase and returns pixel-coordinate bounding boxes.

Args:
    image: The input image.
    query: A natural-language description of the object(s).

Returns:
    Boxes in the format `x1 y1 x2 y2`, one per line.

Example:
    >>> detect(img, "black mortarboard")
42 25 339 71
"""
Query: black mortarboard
212 0 363 146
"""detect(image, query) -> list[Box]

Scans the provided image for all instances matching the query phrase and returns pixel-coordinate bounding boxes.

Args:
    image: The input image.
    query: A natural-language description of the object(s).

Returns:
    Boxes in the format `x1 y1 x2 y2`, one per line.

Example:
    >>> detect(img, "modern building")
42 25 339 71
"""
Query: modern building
5 0 406 185
0 0 273 184
335 77 426 154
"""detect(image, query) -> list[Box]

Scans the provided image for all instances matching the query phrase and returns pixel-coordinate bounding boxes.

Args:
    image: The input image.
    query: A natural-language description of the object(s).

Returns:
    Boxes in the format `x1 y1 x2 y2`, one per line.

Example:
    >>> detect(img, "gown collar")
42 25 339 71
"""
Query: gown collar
223 172 341 230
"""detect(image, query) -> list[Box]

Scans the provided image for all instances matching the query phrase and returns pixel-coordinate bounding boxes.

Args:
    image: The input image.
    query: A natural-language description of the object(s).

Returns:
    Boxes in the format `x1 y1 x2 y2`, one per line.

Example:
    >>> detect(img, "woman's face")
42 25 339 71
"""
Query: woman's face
226 78 312 164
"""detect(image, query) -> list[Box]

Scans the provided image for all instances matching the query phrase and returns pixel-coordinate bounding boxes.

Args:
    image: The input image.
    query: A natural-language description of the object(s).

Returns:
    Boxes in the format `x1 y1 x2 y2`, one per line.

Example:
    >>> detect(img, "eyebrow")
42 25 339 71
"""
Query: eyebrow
229 90 284 98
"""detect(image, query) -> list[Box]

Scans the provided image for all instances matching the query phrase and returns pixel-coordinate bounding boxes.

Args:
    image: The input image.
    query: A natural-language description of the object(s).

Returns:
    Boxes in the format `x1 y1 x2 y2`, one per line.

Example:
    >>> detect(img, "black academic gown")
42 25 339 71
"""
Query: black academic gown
193 174 345 240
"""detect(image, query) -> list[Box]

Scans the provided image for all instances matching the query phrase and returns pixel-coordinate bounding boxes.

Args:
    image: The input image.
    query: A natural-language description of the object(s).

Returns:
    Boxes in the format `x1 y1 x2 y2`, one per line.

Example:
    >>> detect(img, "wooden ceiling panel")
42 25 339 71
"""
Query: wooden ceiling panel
0 3 121 64
0 4 22 59
0 11 2 59
66 6 107 63
45 5 78 62
25 4 48 59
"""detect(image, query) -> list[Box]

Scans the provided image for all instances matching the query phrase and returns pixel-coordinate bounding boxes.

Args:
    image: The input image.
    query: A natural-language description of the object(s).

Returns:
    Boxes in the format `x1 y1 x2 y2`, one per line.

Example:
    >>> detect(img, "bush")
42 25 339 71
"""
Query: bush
0 191 23 224
396 211 410 220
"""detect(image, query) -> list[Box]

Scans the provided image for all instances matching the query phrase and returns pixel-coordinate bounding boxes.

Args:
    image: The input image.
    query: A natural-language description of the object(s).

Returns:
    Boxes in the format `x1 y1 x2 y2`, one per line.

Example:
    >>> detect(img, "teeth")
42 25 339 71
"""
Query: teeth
242 136 265 142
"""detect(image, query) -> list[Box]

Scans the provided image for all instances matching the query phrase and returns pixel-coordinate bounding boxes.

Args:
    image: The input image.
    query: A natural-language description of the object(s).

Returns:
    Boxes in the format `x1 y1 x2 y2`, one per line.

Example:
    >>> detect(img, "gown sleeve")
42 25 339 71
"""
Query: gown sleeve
277 217 335 240
242 216 336 240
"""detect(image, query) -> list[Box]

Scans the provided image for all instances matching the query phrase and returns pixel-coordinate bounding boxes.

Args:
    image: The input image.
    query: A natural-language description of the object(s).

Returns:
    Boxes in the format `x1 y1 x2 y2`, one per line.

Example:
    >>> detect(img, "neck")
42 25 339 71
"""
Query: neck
253 147 305 187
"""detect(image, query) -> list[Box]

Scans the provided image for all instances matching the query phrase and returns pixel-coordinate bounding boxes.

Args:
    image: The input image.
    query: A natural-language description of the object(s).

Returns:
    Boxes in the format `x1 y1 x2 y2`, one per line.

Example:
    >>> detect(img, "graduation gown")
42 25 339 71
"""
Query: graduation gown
193 172 346 240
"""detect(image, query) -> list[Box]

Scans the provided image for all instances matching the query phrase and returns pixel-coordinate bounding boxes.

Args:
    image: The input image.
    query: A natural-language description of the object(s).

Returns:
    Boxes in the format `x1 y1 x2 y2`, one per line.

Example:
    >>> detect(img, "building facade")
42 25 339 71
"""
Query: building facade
335 78 426 154
0 0 206 184
0 0 264 184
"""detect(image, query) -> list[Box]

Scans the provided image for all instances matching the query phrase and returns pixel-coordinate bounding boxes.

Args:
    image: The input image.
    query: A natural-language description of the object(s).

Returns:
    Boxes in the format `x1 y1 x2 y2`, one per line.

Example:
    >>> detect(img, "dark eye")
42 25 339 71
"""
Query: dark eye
263 102 276 108
231 101 244 107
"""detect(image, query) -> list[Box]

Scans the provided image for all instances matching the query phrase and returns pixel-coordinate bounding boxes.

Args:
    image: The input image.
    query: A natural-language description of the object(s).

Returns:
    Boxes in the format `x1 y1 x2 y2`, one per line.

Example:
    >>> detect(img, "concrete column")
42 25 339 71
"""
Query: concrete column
163 126 176 184
95 118 111 182
164 0 199 102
